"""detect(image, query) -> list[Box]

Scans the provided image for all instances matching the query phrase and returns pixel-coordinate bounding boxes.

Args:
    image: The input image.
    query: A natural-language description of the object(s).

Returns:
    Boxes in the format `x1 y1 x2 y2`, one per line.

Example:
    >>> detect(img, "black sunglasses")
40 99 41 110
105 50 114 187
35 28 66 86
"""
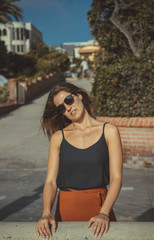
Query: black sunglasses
56 94 75 114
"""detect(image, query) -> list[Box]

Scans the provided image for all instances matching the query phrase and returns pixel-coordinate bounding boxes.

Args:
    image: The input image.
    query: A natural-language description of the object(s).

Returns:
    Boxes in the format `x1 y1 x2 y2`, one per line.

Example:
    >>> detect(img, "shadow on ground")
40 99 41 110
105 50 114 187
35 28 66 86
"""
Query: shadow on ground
136 208 154 221
0 185 44 221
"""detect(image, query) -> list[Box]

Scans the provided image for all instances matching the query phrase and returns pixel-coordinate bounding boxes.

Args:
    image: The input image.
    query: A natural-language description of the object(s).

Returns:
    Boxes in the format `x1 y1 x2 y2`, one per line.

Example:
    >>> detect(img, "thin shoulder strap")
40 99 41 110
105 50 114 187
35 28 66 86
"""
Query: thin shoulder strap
103 122 108 136
61 129 64 139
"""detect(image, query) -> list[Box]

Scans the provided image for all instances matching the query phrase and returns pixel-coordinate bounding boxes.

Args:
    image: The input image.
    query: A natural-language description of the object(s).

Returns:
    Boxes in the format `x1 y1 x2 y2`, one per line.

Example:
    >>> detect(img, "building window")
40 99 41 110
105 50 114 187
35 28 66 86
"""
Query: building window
12 28 16 40
3 29 7 36
21 45 24 52
16 28 20 40
17 45 20 52
21 28 24 40
84 54 89 59
12 45 16 52
25 30 30 39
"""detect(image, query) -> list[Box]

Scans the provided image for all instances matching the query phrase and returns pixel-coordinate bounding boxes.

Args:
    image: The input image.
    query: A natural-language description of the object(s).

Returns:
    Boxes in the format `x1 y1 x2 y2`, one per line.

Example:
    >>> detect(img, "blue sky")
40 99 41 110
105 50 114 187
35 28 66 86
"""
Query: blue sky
16 0 94 46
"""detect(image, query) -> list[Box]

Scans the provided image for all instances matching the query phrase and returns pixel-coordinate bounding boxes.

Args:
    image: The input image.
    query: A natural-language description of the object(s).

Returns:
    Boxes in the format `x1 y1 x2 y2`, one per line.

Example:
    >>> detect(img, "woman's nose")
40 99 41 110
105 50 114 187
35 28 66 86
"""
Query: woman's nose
65 104 72 112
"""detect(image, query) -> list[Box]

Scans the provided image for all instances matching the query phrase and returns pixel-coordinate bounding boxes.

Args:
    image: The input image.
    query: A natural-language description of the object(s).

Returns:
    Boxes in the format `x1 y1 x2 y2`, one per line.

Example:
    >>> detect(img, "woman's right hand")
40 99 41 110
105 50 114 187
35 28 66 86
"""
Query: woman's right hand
35 215 57 238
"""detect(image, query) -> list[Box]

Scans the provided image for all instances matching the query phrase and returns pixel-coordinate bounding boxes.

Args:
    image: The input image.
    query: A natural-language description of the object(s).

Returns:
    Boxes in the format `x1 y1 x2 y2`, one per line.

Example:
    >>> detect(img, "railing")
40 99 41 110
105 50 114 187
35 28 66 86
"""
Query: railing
0 222 154 240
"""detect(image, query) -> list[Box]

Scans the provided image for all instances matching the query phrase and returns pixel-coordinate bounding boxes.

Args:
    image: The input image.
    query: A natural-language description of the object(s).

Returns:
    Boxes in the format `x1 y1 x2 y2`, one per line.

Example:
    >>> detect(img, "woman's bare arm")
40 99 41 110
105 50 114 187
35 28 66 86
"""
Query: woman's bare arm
100 123 123 215
36 130 62 238
88 123 123 237
42 131 62 217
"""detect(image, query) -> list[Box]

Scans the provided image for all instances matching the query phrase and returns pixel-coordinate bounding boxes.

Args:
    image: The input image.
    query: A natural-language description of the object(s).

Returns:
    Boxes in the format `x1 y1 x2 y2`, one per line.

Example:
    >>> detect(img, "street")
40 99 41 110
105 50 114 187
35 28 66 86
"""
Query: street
0 79 154 222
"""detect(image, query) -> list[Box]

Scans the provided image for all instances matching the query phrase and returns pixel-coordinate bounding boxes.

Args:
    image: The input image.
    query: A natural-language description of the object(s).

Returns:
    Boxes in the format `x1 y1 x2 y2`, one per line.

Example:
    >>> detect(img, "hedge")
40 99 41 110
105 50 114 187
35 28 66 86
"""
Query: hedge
0 87 9 103
92 56 154 117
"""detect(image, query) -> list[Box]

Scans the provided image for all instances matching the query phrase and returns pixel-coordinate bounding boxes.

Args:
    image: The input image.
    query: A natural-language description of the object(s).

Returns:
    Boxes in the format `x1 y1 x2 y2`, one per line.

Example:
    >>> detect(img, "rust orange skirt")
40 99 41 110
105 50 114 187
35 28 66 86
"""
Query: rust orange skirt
55 187 116 222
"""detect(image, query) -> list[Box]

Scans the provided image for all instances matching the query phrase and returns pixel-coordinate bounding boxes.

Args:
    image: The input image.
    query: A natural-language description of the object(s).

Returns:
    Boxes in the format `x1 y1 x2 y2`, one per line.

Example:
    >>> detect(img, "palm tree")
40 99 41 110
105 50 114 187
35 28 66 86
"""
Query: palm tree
0 0 23 23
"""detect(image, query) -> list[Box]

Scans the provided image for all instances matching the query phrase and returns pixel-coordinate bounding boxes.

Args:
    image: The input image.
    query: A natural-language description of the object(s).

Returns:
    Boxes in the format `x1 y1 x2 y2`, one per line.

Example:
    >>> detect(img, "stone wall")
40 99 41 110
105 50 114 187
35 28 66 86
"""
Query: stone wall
98 117 154 168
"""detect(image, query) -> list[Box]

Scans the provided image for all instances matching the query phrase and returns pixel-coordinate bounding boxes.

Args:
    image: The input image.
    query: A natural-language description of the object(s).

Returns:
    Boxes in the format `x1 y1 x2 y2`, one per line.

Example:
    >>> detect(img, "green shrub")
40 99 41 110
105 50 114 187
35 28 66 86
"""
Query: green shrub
0 87 9 103
92 56 154 117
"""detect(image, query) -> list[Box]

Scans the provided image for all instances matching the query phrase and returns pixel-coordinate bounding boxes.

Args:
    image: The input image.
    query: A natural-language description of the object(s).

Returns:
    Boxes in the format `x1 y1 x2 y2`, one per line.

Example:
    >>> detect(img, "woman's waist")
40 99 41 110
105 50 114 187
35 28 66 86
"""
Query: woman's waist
59 186 107 194
58 186 108 206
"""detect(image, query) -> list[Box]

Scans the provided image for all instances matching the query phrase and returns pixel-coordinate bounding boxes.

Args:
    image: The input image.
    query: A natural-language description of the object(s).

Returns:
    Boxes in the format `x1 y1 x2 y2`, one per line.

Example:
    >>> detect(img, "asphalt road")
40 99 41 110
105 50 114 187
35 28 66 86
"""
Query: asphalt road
0 78 154 222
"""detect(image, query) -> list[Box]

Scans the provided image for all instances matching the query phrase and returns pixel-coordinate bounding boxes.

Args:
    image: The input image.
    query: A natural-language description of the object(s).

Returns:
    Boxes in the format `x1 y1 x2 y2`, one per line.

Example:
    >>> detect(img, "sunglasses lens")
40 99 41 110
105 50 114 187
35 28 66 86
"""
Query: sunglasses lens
57 104 66 114
64 95 74 105
57 94 74 114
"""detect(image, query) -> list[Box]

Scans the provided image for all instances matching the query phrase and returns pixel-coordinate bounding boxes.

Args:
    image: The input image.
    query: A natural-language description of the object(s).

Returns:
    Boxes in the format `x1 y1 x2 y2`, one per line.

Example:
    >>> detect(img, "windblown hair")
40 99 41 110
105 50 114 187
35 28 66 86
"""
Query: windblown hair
41 82 96 140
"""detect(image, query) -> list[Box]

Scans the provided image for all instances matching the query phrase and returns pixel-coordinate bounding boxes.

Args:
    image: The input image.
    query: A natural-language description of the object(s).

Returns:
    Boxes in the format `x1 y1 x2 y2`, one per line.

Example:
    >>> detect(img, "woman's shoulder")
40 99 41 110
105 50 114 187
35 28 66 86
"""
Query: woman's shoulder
103 122 120 144
95 119 119 140
50 130 63 148
95 119 118 129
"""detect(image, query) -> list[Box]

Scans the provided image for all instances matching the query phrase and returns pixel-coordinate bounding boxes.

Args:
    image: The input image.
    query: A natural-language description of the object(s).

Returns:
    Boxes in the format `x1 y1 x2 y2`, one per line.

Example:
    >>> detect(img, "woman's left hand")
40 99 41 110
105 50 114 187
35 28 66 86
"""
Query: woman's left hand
87 213 110 238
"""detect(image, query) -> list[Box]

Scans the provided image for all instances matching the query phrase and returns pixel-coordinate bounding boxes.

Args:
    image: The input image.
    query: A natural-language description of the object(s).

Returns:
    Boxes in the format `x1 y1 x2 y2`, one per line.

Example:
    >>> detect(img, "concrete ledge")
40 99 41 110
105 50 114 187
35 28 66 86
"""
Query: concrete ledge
0 222 154 240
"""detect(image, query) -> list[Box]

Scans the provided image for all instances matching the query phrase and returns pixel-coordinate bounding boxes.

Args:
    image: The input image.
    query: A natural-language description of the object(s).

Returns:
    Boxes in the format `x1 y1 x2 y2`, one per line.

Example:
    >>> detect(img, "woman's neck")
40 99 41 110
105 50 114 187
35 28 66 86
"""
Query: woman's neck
72 112 94 130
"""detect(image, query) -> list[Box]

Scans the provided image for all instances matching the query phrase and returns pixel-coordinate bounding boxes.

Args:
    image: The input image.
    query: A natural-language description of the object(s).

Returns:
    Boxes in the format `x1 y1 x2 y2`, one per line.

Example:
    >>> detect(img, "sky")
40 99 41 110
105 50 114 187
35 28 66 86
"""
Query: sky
16 0 94 46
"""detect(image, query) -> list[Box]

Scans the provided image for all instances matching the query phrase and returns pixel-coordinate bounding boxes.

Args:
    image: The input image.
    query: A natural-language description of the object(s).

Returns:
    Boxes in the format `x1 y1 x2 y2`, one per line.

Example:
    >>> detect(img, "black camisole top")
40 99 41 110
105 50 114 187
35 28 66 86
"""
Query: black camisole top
56 122 109 190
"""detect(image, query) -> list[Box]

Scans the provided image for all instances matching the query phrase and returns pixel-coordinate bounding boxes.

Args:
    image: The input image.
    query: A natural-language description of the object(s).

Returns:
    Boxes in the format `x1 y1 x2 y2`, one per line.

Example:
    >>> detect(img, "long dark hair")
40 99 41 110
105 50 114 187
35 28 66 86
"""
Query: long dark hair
41 82 96 139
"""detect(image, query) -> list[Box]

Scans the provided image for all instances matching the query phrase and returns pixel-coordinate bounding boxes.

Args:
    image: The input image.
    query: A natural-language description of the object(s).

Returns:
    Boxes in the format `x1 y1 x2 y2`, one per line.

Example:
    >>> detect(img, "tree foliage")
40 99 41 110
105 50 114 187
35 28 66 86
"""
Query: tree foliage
88 0 154 117
7 53 36 77
29 40 50 59
0 0 23 23
87 0 154 57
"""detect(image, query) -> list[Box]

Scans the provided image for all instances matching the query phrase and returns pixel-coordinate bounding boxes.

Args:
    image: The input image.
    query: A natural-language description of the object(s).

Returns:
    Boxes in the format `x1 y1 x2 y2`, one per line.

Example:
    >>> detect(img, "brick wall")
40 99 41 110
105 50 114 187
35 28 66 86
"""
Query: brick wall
0 80 18 115
98 117 154 168
6 79 17 104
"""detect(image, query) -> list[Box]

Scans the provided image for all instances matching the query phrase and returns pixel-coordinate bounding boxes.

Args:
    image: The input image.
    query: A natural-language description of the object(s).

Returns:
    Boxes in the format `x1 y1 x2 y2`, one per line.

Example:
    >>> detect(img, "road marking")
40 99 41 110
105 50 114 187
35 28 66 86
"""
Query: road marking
0 195 6 200
121 187 134 191
0 143 13 152
20 132 32 138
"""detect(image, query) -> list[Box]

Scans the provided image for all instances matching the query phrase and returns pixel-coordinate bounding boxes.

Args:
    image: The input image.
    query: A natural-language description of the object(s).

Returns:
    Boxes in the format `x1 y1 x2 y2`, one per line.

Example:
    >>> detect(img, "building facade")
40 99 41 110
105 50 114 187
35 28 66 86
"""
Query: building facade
0 22 42 54
78 45 104 61
53 40 99 62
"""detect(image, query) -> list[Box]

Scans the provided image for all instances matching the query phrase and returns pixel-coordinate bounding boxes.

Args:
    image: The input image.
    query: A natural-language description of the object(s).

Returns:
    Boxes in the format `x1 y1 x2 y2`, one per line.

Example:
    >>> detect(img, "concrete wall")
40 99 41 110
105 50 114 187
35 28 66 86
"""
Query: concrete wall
0 222 154 240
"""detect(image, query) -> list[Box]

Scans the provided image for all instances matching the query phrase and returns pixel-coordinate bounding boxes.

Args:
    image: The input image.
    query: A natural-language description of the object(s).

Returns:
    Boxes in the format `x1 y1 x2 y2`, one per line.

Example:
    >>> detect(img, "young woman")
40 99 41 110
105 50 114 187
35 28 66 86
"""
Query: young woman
35 82 123 238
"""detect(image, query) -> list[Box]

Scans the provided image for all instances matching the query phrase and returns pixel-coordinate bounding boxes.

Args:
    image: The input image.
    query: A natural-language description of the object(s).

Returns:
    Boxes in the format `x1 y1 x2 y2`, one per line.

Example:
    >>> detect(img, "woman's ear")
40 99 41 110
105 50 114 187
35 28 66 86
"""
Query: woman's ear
77 93 83 100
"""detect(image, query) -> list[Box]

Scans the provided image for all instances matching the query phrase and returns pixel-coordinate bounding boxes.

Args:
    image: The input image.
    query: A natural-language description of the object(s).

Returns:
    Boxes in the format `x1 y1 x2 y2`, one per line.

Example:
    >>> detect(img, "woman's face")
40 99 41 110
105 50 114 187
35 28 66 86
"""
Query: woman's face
53 91 85 121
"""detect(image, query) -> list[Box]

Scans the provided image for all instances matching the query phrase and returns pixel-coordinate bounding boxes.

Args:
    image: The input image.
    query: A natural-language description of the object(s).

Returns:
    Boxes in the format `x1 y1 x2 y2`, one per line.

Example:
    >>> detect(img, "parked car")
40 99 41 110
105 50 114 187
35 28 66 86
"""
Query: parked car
63 71 73 78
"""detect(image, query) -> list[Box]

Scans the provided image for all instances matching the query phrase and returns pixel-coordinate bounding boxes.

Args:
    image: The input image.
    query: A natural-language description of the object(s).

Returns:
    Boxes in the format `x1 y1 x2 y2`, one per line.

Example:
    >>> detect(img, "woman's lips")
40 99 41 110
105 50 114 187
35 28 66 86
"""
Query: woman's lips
71 109 76 115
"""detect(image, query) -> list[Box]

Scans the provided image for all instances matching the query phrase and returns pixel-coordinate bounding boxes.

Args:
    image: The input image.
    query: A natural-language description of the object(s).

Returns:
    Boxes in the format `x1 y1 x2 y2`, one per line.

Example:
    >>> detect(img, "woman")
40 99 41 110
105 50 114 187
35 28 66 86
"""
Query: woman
36 82 123 238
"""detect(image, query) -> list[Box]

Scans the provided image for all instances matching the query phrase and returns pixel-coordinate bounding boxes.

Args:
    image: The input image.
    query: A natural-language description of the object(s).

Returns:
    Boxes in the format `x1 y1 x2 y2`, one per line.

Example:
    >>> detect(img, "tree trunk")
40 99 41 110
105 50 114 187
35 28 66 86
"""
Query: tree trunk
110 0 141 57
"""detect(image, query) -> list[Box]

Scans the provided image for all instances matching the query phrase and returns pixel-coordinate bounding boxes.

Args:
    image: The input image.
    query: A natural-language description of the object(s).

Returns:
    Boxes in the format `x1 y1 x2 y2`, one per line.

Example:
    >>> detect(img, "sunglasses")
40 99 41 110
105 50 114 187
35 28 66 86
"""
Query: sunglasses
56 94 75 114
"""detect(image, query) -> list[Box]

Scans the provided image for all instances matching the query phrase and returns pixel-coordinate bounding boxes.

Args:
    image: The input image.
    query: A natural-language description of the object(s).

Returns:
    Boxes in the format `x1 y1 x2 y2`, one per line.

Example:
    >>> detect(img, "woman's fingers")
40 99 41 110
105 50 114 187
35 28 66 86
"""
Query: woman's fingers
39 224 47 238
93 221 108 237
35 217 54 238
87 217 95 227
44 221 52 237
50 218 57 232
88 214 110 238
98 222 107 237
104 221 109 234
92 222 101 236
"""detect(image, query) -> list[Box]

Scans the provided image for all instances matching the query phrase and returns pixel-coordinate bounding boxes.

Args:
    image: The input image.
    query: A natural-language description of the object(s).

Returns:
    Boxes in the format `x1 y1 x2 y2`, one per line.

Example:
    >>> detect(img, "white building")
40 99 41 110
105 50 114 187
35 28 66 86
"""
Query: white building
0 22 42 54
